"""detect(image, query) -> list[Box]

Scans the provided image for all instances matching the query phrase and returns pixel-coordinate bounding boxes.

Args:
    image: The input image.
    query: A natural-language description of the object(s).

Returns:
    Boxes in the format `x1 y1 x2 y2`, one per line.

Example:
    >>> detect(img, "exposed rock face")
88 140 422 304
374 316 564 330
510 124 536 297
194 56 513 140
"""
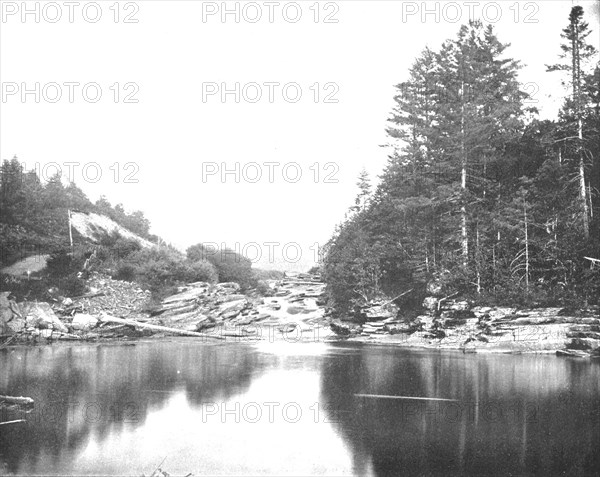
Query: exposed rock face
22 302 68 333
149 274 328 338
0 292 25 335
334 292 600 356
566 318 600 352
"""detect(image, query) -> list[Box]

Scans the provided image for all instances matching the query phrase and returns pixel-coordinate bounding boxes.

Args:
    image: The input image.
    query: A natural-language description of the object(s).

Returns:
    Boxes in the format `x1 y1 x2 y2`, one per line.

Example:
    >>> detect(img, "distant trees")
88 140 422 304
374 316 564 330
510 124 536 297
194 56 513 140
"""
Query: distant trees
119 247 218 295
0 159 155 267
94 196 151 239
323 10 600 313
187 243 255 289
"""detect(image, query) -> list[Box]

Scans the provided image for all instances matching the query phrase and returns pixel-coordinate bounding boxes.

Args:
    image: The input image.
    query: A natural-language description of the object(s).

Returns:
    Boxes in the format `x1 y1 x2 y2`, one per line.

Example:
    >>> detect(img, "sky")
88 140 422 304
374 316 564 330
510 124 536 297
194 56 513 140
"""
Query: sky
1 0 599 271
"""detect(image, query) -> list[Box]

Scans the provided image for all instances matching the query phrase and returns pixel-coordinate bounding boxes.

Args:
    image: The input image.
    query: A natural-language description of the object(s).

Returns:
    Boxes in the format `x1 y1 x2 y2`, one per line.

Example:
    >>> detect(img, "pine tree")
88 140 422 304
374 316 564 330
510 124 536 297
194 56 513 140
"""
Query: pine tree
547 5 598 239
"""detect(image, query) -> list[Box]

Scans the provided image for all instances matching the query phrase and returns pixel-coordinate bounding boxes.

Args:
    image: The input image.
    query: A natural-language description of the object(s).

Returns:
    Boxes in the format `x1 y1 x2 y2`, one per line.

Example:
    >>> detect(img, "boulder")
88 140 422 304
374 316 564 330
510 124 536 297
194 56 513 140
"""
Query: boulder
71 313 98 331
23 302 68 333
162 288 206 304
569 338 600 350
472 306 492 318
363 304 397 320
216 294 247 303
580 318 600 325
0 292 25 335
442 300 470 312
330 321 352 336
489 308 517 320
217 282 241 292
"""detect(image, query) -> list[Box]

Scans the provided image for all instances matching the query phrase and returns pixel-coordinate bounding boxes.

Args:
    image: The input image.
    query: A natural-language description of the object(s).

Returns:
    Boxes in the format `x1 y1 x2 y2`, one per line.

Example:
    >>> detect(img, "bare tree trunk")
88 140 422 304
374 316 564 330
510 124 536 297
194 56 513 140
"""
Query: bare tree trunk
476 225 481 294
579 118 590 238
572 19 589 239
524 202 530 293
460 80 468 266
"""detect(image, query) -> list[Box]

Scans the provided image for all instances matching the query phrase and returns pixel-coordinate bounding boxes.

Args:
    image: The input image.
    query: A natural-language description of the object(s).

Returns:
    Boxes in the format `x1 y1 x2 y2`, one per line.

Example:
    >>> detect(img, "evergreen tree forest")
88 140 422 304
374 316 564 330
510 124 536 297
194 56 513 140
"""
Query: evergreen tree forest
322 10 600 314
0 158 265 297
0 157 156 268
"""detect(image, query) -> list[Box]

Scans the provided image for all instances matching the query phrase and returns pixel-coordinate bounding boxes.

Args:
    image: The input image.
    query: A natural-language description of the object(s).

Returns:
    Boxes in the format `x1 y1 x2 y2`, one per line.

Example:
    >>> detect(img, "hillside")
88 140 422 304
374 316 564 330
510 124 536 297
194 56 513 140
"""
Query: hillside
70 211 154 249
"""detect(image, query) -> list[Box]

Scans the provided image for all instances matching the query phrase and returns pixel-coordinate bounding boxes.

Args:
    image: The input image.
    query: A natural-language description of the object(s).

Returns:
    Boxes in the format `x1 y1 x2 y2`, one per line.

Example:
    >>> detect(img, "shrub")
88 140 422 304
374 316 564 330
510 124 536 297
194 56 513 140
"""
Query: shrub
57 273 88 297
185 259 218 283
187 243 256 289
255 280 273 296
46 248 85 277
115 263 137 281
123 247 199 294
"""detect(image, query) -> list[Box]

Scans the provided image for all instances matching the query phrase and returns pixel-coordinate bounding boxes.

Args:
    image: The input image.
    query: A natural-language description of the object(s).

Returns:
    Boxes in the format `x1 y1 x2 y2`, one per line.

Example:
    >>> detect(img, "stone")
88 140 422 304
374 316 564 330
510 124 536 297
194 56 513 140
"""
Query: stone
217 294 247 303
581 318 600 325
71 313 98 331
23 302 68 333
0 292 25 335
472 306 492 317
489 308 517 320
443 300 470 312
569 338 600 350
217 282 241 292
363 305 396 320
330 321 352 336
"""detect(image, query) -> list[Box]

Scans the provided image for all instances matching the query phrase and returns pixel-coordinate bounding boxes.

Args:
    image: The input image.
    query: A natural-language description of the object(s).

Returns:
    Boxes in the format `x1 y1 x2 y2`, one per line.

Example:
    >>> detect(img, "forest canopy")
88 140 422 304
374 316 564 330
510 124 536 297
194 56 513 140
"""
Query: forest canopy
322 13 600 312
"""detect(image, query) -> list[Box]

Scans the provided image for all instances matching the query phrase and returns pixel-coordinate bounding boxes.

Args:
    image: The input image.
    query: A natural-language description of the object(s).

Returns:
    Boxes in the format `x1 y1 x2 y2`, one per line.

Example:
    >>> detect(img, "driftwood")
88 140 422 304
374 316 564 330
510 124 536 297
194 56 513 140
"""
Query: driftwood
0 395 34 406
383 289 414 306
437 292 459 311
0 419 27 426
99 314 225 340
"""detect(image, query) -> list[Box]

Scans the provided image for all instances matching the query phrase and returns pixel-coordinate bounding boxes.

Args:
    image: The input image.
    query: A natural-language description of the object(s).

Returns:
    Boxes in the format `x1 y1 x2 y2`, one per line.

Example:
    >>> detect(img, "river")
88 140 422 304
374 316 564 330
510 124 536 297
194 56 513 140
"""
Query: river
1 341 599 476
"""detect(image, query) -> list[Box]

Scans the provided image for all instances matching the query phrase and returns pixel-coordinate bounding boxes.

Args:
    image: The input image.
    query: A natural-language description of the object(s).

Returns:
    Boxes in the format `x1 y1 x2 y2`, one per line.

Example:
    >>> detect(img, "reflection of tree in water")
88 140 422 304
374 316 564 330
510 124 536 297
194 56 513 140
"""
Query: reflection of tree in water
0 342 273 474
319 344 600 476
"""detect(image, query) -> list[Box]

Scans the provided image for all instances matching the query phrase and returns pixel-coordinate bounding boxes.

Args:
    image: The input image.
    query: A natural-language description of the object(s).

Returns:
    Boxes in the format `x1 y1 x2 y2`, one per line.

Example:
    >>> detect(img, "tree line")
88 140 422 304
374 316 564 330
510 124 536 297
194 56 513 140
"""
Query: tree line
0 159 272 298
322 8 600 314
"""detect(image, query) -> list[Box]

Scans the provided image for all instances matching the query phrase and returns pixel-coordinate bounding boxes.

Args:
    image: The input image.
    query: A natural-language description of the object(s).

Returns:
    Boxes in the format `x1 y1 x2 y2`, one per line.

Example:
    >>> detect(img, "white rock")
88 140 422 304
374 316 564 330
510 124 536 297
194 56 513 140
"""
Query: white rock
71 313 98 331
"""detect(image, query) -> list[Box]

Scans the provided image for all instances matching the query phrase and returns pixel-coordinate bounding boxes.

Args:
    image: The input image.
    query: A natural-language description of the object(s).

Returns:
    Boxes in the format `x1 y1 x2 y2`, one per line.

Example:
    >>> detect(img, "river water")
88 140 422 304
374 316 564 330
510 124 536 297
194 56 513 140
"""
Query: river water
1 341 599 476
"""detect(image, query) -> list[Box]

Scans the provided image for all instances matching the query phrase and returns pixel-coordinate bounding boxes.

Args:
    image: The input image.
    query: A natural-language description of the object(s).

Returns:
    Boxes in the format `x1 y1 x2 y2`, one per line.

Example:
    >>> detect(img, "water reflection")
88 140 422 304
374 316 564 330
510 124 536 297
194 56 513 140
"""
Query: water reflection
319 344 600 476
0 342 276 475
0 342 599 476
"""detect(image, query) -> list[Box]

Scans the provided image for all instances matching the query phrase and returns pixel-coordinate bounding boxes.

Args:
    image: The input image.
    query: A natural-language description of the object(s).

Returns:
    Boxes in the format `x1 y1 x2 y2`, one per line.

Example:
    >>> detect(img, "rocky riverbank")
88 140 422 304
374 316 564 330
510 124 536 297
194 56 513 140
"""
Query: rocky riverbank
331 296 600 358
2 272 599 358
0 272 330 345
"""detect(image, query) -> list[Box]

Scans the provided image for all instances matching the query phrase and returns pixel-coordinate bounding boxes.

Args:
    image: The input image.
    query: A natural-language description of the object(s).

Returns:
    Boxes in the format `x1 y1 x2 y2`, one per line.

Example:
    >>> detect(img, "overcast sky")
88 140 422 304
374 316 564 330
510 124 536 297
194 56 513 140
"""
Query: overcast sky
1 0 599 270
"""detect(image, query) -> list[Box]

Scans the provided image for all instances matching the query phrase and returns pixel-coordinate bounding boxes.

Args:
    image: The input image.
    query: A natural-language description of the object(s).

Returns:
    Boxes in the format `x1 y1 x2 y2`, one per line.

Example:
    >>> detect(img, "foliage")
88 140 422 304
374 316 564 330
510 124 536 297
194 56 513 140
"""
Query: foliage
322 12 600 312
187 243 256 290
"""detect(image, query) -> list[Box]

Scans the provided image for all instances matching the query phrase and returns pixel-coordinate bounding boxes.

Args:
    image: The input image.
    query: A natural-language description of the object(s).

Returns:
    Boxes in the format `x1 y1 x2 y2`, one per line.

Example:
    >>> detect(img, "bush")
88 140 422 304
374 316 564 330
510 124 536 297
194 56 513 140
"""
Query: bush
185 259 218 283
115 263 137 281
57 273 88 297
187 243 256 290
46 248 85 277
255 280 273 296
122 247 207 295
97 231 142 262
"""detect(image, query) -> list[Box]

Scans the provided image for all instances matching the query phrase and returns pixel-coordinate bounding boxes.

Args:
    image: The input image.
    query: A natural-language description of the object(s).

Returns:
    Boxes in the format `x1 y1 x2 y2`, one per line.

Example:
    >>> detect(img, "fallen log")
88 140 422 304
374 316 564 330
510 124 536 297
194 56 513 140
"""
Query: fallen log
99 313 225 340
0 395 34 406
0 419 27 426
437 292 459 311
383 289 414 306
